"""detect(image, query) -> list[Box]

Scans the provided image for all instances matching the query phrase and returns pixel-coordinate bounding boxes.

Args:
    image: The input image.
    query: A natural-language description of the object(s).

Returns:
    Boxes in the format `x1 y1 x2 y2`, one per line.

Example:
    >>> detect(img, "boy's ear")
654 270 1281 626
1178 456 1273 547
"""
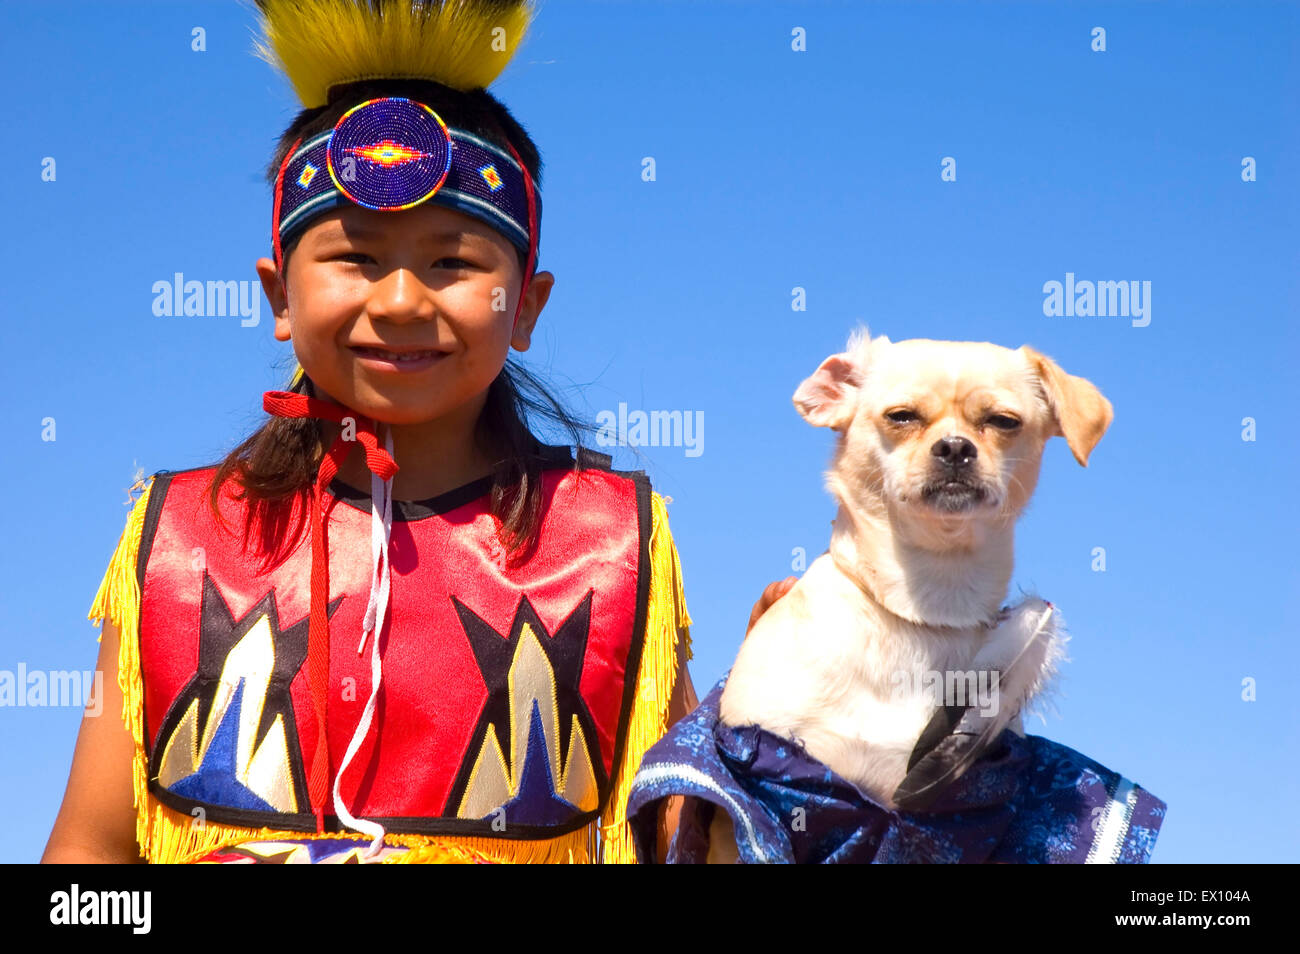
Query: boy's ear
256 257 291 342
511 270 554 351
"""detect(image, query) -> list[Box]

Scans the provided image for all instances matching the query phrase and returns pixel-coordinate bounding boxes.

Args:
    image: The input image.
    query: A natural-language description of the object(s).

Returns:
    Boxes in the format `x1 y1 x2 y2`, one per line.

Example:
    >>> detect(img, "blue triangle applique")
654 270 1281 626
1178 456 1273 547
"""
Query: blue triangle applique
500 700 579 826
169 678 277 813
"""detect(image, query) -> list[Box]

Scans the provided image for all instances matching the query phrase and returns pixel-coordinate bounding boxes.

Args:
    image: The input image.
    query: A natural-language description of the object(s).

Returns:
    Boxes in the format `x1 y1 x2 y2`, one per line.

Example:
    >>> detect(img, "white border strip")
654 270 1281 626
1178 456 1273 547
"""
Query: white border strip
1085 776 1138 864
449 127 523 170
294 130 332 156
279 190 341 236
633 763 770 863
436 189 530 245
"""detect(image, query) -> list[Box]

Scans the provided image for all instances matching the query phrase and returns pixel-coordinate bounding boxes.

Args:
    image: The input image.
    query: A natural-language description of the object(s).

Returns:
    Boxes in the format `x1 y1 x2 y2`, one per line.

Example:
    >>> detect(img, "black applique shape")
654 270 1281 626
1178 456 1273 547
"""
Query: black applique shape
149 571 343 815
443 592 607 822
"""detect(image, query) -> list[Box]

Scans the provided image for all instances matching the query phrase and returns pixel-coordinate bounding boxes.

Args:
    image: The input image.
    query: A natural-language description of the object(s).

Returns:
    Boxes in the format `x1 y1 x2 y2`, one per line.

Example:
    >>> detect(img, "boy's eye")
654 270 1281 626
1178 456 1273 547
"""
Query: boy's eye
329 253 476 268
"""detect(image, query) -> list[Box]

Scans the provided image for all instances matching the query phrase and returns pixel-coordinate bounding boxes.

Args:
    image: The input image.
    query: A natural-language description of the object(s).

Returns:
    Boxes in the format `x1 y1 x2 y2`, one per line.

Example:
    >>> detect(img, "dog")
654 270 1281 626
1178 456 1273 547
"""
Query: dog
709 328 1113 862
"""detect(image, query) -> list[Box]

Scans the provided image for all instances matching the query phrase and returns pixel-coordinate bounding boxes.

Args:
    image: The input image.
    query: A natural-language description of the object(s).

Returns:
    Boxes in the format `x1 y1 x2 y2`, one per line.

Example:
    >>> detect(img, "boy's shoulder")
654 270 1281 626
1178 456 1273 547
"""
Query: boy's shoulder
126 464 216 500
134 453 660 508
540 443 652 487
538 442 612 471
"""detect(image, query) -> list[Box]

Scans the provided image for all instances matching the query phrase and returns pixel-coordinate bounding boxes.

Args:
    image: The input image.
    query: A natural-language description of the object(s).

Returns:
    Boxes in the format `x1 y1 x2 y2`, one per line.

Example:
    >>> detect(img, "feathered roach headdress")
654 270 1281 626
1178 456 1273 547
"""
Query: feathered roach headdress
251 0 541 856
256 0 540 328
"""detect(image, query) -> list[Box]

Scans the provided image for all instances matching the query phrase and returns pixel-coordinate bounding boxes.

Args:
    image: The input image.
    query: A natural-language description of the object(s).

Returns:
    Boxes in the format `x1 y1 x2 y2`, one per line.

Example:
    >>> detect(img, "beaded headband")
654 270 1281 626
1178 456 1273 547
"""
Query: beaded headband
272 96 540 312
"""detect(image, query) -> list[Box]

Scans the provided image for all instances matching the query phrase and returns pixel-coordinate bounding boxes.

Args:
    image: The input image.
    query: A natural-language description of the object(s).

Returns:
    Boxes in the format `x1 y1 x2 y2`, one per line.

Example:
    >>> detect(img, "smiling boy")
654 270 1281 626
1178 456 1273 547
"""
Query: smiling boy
44 0 709 864
258 203 554 501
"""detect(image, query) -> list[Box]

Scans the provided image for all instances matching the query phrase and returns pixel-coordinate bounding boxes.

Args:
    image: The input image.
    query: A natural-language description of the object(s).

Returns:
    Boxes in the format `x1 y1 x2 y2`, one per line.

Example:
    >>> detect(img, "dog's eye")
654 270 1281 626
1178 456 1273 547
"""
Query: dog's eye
885 409 921 425
986 414 1021 431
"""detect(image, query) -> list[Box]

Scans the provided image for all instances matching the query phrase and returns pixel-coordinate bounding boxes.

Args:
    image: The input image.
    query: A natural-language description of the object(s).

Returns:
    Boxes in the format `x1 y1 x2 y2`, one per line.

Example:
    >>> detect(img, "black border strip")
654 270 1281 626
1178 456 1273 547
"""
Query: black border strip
145 780 604 839
325 444 579 521
133 471 176 596
134 470 177 764
604 470 654 825
326 474 496 521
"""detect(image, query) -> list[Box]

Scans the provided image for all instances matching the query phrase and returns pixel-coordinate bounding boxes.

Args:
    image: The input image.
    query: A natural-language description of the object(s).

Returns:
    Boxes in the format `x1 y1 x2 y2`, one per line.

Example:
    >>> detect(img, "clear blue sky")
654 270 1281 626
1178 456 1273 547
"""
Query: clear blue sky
2 1 1295 863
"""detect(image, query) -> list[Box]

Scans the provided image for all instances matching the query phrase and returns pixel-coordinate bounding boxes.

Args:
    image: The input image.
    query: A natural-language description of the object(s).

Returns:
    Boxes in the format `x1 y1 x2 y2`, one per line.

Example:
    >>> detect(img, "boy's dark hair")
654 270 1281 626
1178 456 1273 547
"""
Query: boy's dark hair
209 78 590 566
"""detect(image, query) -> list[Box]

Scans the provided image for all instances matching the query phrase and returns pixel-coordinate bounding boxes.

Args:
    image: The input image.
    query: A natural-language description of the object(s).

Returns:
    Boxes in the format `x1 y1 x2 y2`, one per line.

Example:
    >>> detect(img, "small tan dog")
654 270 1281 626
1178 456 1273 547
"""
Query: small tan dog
711 327 1112 861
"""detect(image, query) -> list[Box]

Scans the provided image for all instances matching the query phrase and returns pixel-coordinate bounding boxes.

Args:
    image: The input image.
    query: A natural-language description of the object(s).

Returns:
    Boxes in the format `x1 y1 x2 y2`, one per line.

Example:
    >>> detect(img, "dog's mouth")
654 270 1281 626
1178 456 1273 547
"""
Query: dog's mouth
919 477 989 512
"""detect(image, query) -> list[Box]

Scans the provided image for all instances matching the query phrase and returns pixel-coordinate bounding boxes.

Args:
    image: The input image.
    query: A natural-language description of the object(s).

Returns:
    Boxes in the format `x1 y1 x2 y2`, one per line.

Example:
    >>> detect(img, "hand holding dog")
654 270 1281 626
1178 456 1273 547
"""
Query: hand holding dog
747 576 798 636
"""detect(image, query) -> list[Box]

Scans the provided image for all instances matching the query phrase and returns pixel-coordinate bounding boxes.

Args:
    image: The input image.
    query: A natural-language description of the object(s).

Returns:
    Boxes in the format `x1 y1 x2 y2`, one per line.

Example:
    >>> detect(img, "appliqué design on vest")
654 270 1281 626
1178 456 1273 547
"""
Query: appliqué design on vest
447 592 605 824
134 463 649 837
150 572 339 815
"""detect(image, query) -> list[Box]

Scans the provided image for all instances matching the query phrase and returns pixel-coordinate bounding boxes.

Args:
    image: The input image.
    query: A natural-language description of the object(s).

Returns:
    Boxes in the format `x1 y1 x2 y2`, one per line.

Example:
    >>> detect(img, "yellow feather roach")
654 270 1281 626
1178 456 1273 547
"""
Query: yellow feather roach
252 0 536 107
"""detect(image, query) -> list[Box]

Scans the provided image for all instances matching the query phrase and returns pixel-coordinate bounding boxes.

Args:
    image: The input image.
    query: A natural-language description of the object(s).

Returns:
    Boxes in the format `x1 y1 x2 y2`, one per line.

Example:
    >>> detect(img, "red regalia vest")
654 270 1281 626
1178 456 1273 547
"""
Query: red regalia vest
130 451 653 840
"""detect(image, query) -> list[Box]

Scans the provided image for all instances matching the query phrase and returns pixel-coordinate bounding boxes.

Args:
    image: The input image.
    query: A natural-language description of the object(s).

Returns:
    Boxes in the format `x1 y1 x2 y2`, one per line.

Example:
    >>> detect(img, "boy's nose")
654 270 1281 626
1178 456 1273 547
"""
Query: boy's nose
368 268 436 321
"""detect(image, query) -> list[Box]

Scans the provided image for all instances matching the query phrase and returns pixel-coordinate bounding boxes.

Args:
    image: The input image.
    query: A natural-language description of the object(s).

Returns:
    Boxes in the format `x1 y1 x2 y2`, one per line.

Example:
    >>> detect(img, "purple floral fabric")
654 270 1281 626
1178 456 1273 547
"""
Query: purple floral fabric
628 678 1166 864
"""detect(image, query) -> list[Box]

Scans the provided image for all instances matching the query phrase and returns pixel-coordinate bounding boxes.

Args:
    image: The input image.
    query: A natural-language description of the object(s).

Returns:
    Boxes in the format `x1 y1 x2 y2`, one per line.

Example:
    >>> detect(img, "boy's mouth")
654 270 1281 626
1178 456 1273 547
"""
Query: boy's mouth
350 345 450 370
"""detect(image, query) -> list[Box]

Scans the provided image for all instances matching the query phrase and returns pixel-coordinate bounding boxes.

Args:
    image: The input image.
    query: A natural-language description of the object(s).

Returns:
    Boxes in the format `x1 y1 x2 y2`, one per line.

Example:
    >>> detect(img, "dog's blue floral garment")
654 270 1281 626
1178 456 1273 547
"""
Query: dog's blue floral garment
628 678 1166 863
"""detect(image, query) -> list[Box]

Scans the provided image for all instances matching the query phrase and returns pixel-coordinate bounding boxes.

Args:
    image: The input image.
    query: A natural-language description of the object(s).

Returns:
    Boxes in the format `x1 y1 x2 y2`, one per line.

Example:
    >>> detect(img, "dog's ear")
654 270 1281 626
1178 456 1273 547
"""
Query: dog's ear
1021 346 1114 466
793 351 862 430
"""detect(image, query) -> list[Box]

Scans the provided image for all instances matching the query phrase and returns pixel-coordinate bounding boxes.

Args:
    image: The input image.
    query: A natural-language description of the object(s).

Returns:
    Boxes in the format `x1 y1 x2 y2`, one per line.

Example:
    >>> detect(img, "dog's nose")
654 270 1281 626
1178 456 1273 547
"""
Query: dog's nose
931 435 978 468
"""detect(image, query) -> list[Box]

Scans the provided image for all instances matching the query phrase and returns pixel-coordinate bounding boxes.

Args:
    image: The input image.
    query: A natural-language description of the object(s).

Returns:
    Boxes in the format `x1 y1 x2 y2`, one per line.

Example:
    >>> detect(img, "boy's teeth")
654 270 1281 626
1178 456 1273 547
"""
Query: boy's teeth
361 348 438 361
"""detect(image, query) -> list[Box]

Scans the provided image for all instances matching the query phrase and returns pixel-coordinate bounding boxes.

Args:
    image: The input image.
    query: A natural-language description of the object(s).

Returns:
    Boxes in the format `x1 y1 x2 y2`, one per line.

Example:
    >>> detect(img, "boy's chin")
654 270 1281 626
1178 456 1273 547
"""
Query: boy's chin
349 388 490 429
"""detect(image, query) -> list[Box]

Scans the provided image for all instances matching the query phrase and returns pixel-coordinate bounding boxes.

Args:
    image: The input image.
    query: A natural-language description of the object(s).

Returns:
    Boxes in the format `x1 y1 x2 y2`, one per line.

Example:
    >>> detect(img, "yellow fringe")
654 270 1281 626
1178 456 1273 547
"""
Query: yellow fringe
388 823 597 865
87 479 692 864
87 474 156 860
597 491 694 863
133 799 597 865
